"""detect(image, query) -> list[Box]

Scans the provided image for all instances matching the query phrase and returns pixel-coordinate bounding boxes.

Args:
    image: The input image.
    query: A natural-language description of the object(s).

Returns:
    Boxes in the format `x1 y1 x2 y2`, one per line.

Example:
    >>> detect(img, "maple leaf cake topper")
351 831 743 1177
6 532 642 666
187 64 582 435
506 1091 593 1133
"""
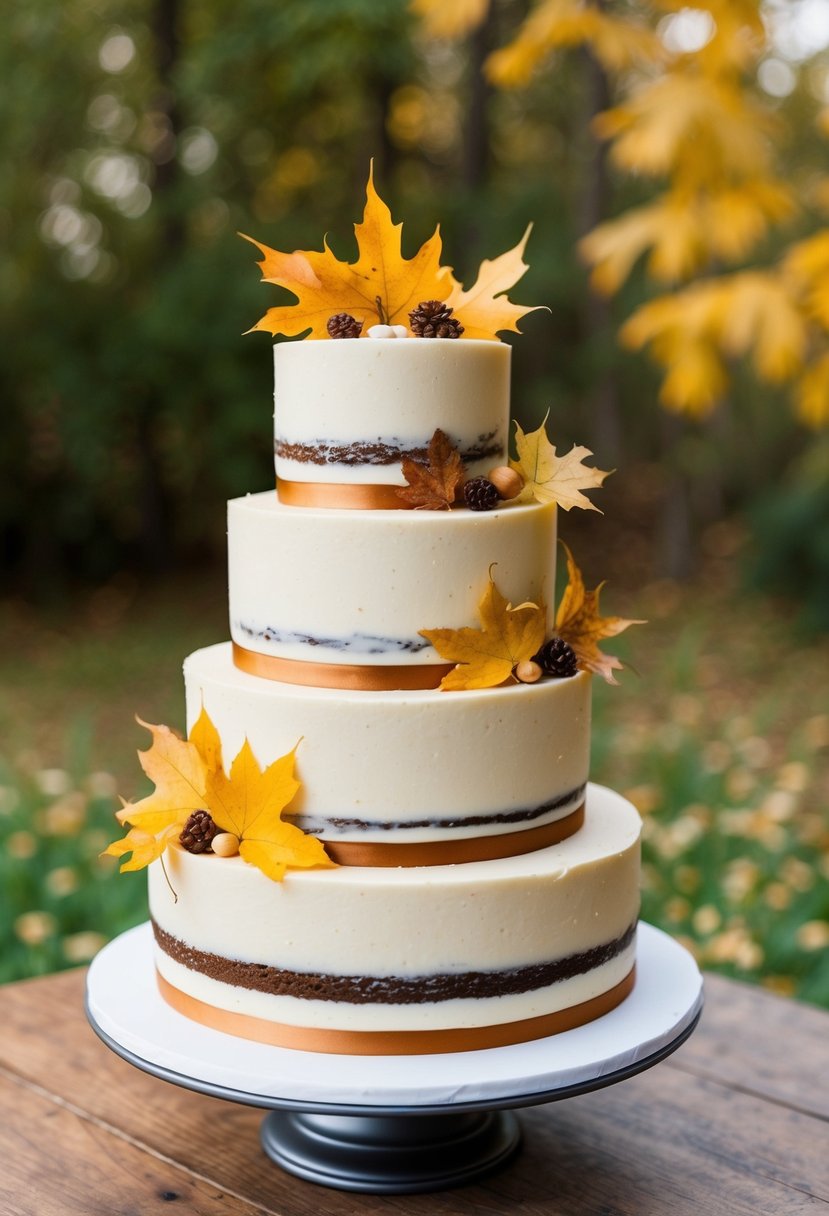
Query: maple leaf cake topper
104 709 333 882
241 164 541 341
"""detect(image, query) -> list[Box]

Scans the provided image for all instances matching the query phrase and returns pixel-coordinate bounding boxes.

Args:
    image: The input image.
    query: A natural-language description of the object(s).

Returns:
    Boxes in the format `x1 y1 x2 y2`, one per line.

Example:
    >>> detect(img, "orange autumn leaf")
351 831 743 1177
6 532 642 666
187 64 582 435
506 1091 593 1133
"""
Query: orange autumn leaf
206 739 333 882
555 545 644 684
445 225 543 339
396 428 466 509
420 575 546 690
242 164 450 339
243 166 538 341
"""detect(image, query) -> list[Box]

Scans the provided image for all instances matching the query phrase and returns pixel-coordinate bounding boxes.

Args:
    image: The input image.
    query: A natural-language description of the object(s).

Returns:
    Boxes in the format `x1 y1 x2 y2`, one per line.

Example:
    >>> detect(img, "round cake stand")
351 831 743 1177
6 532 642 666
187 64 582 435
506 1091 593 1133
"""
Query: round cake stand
86 922 702 1195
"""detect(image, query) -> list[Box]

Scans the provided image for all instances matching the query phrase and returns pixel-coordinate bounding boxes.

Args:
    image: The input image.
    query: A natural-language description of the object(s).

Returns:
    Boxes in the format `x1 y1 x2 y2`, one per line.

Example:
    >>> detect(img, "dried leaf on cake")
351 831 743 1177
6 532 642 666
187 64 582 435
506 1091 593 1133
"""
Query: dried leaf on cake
420 575 546 690
396 428 466 509
444 226 543 340
555 544 644 684
242 164 449 339
511 415 610 511
206 739 334 882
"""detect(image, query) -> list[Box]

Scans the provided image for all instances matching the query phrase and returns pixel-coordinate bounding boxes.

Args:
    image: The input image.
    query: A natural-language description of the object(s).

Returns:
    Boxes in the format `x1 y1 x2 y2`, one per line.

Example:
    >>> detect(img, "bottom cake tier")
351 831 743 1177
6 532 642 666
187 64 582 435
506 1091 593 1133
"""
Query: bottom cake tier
149 784 640 1055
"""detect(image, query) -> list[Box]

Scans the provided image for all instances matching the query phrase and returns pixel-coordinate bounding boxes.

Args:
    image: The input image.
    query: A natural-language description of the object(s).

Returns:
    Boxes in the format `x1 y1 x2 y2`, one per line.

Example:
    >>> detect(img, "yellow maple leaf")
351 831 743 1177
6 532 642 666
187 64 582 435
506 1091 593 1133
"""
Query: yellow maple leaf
410 0 489 40
795 354 829 429
555 545 643 685
595 76 776 182
102 824 181 873
242 165 450 339
116 713 213 835
206 740 333 882
510 414 610 511
420 576 546 691
445 226 542 339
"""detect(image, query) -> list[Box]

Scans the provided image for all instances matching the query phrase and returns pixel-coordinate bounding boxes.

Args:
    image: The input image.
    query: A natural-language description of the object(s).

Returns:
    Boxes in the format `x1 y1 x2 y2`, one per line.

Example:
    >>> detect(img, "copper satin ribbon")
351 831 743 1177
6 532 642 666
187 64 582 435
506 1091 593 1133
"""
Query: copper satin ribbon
156 966 635 1056
321 804 584 867
278 480 408 510
232 641 451 691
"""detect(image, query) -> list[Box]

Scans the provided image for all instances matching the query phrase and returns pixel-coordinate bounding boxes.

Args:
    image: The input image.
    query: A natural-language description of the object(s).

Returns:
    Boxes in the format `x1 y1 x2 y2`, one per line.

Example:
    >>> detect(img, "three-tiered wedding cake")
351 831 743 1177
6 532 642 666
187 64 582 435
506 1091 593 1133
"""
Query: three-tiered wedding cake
110 177 641 1055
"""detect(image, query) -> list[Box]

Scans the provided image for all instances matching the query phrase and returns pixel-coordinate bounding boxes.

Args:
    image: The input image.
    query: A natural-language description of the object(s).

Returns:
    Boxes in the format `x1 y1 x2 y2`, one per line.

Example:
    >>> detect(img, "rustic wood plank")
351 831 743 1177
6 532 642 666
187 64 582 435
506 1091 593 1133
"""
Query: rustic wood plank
664 974 829 1120
1 968 828 1214
0 1071 267 1216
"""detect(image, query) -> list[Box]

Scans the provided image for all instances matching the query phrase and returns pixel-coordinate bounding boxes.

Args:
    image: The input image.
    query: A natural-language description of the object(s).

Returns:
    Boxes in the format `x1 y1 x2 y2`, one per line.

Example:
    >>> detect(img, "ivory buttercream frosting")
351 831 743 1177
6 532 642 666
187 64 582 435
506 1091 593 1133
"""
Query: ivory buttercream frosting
273 339 510 488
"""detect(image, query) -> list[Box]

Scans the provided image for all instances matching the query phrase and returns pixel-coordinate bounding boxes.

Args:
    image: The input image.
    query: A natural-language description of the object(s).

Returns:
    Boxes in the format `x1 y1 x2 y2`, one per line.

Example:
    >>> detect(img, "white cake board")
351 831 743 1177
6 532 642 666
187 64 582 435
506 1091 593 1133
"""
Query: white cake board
86 921 702 1111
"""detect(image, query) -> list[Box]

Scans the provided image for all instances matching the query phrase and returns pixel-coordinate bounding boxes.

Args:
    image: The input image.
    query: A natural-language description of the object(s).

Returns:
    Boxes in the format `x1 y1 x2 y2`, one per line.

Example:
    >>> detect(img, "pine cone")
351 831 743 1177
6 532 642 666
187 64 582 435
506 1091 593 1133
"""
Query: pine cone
179 810 219 854
463 476 500 511
409 300 464 339
327 313 363 339
533 637 578 679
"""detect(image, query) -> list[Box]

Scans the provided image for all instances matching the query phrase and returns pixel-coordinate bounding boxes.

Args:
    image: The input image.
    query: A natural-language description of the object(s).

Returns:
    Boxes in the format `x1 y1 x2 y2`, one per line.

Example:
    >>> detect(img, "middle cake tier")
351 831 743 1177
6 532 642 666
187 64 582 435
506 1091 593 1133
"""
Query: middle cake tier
228 492 556 688
185 642 590 862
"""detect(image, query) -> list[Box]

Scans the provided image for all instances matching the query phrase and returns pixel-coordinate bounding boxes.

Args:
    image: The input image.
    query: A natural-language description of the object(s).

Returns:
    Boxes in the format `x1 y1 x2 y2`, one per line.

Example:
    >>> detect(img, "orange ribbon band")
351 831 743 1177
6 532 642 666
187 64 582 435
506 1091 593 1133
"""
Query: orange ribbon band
232 641 451 691
321 804 584 867
277 480 408 510
156 966 635 1056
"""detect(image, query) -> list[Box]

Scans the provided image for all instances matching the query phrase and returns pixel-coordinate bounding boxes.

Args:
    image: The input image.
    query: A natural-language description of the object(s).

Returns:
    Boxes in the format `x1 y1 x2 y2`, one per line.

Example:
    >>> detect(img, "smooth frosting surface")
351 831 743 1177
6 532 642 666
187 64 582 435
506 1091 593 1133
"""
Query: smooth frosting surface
228 492 556 667
150 784 641 1031
273 338 510 485
184 642 591 843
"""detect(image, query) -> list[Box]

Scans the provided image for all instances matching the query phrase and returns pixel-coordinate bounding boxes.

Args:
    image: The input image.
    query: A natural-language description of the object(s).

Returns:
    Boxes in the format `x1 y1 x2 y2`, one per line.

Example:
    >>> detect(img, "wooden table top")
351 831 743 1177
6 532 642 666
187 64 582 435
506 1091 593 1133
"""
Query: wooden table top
0 967 826 1215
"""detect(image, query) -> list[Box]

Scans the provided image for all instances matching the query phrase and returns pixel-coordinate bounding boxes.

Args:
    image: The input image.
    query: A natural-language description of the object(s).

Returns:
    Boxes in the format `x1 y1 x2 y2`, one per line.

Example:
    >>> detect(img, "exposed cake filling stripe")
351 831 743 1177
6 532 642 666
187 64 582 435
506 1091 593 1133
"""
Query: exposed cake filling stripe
236 621 432 655
275 432 502 467
152 920 636 1005
293 785 587 834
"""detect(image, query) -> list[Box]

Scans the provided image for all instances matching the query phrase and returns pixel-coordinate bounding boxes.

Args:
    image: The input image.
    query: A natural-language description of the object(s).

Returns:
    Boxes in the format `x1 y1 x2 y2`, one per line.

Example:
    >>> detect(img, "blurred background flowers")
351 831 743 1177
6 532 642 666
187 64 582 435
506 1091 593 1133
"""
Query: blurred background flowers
1 0 827 1001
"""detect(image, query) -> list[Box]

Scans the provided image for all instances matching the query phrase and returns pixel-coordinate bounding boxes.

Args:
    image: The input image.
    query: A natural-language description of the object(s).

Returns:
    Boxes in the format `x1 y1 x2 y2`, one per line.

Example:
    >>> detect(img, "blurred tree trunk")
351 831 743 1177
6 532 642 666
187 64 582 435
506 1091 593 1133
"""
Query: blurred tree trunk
137 0 185 572
464 14 492 194
579 35 622 465
659 413 694 580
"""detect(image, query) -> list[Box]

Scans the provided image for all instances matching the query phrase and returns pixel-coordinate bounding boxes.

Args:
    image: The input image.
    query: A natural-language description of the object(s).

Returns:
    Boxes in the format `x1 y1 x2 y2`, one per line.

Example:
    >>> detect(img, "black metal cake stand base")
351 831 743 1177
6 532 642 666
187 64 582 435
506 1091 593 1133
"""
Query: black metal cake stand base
86 922 702 1195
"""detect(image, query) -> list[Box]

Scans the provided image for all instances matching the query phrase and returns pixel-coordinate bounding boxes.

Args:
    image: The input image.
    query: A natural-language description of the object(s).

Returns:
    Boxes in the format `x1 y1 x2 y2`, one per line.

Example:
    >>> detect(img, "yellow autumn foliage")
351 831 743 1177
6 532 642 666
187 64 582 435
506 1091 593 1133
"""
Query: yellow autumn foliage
485 0 661 88
412 0 829 426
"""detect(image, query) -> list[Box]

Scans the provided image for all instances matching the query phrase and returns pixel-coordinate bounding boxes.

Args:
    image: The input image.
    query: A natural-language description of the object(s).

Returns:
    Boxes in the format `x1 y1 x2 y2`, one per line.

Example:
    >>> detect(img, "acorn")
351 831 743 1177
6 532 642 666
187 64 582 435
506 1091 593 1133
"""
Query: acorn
515 660 543 684
488 466 524 500
212 833 240 858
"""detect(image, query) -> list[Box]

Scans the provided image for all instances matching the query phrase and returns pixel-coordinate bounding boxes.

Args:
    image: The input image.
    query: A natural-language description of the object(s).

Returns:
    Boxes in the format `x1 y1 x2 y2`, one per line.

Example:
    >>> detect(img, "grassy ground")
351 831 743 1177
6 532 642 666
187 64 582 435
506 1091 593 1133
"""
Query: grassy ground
1 554 827 1003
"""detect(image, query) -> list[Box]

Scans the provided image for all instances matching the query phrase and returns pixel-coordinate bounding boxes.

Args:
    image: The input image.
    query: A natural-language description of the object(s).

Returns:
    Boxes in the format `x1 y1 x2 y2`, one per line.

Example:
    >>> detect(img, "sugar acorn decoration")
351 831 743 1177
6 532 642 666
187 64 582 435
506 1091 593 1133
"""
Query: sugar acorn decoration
488 466 524 501
515 660 543 684
212 832 241 858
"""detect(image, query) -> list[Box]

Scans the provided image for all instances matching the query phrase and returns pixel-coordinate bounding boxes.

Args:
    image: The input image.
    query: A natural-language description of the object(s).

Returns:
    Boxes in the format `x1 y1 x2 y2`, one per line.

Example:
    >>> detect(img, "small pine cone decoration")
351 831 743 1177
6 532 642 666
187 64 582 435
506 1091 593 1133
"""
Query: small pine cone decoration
327 313 363 339
463 477 500 511
409 300 464 339
179 810 219 854
533 637 578 679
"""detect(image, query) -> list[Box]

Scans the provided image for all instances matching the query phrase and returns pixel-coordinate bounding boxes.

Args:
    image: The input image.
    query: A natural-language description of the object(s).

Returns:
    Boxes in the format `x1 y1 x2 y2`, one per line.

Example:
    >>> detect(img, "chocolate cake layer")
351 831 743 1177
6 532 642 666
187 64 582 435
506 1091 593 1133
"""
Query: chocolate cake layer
274 431 502 468
153 919 637 1005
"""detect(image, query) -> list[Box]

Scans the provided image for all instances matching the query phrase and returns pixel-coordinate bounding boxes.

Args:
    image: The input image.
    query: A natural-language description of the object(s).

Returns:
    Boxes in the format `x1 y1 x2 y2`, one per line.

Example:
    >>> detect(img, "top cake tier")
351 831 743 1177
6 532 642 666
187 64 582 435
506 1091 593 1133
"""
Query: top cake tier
273 338 510 500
